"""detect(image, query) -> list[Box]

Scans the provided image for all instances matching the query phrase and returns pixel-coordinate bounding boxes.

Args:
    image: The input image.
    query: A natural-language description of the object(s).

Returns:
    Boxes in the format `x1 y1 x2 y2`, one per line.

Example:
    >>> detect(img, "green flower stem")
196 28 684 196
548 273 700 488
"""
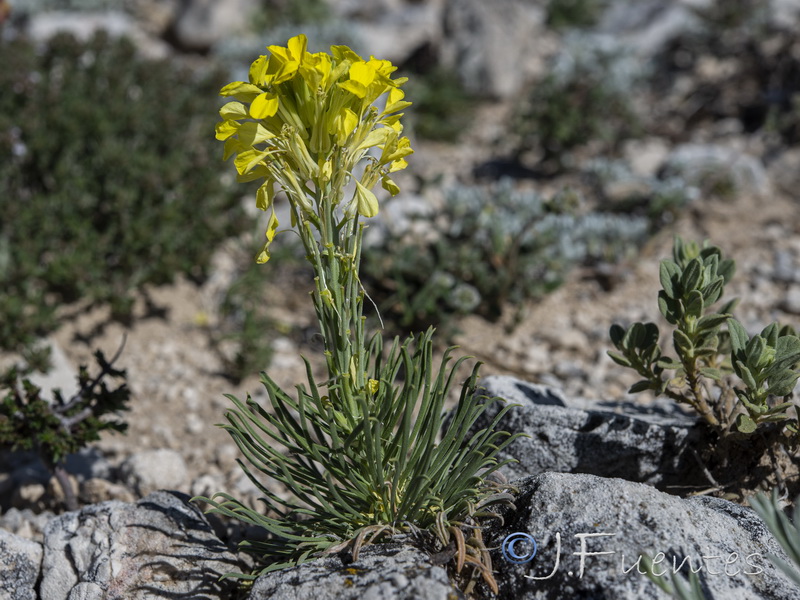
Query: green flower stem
678 318 721 428
200 36 519 580
293 189 370 428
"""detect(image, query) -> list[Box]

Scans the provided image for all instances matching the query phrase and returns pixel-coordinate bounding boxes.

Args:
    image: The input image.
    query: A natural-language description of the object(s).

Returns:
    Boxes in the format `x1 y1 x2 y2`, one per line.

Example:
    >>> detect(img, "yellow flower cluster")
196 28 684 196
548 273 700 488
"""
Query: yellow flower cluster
215 35 413 262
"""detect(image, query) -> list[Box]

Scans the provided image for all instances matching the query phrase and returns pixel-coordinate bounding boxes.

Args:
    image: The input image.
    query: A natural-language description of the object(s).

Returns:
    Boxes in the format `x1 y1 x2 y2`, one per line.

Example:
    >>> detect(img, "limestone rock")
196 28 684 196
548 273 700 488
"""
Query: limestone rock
473 375 709 488
250 541 464 600
27 339 78 401
596 0 704 58
487 472 799 599
440 0 549 99
0 529 42 600
39 490 241 600
169 0 260 52
118 448 189 496
353 1 444 65
26 11 170 59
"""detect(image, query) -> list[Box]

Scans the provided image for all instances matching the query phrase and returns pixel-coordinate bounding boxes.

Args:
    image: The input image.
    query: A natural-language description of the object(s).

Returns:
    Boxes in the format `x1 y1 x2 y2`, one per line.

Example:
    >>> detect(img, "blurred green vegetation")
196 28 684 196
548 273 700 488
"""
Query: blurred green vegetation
511 40 642 170
545 0 609 30
251 0 331 29
403 66 477 142
0 31 247 357
362 181 649 337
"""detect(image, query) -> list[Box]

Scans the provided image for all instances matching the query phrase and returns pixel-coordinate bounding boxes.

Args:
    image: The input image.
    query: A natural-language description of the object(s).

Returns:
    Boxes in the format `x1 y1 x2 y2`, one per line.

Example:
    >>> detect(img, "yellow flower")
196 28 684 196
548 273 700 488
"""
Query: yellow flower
216 34 415 257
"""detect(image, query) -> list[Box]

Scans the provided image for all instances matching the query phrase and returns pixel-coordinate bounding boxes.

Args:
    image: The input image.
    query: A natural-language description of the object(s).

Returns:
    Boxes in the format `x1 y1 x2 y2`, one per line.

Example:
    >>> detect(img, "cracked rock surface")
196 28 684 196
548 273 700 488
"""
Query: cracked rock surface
250 541 464 600
39 491 241 600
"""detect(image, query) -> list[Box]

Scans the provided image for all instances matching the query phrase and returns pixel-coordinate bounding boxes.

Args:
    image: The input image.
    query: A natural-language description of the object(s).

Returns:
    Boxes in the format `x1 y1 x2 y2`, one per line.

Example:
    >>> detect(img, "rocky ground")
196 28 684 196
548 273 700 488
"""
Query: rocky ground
2 0 800 575
4 123 798 538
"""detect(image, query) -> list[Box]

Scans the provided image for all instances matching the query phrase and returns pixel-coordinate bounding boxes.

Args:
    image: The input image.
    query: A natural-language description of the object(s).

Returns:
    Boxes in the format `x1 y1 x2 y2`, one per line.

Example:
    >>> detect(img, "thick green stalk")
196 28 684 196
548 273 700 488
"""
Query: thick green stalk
296 189 369 427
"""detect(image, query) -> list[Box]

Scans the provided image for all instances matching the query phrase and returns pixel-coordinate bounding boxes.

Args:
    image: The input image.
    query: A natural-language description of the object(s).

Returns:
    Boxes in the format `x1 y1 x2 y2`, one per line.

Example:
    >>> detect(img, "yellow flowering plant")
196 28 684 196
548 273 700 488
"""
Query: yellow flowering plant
196 35 519 591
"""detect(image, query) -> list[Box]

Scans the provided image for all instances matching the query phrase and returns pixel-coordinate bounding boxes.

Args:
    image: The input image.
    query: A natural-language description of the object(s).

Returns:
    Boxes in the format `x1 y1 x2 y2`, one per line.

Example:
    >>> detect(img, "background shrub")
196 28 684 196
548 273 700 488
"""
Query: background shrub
362 180 649 336
402 66 477 142
0 32 246 356
511 35 643 170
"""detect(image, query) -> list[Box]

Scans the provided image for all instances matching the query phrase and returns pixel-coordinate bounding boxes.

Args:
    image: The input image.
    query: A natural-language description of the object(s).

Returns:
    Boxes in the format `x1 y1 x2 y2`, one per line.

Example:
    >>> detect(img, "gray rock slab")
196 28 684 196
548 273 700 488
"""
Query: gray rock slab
487 472 800 600
118 448 189 496
0 529 42 600
474 376 709 489
440 0 548 99
250 541 464 600
170 0 259 52
597 0 704 58
39 490 241 600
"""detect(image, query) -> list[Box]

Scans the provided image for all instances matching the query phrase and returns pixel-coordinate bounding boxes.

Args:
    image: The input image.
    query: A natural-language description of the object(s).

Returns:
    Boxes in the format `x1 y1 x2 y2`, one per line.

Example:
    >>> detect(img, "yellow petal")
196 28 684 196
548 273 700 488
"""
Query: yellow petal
256 181 275 211
286 34 308 61
220 81 263 102
381 175 400 196
234 148 272 175
357 128 390 151
349 61 376 87
219 101 248 120
249 55 269 85
267 35 307 84
222 137 240 160
333 108 359 145
331 44 363 64
383 87 412 114
237 122 274 146
354 180 379 218
250 92 279 119
389 158 408 173
256 210 280 264
319 158 333 183
215 120 240 141
236 164 269 182
380 113 404 133
265 209 279 241
381 135 414 165
338 79 367 98
368 58 396 77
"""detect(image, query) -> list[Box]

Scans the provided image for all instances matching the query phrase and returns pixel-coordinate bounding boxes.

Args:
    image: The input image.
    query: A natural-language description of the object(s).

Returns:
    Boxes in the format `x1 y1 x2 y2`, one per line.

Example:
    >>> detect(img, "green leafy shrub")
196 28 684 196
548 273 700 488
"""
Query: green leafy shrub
609 237 800 441
363 180 649 335
512 36 642 169
251 0 330 29
0 344 130 510
403 66 477 142
545 0 609 30
0 32 246 355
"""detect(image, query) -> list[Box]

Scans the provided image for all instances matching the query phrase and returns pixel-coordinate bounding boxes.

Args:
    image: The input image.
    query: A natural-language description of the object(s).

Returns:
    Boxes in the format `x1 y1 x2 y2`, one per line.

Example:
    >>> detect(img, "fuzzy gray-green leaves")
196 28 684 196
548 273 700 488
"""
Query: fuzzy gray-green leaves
728 320 800 434
657 237 735 325
609 236 800 440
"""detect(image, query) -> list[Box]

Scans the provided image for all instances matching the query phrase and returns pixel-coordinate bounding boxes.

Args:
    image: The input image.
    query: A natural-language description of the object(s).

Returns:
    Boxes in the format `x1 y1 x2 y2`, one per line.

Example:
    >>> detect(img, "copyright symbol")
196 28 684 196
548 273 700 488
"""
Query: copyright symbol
502 532 537 564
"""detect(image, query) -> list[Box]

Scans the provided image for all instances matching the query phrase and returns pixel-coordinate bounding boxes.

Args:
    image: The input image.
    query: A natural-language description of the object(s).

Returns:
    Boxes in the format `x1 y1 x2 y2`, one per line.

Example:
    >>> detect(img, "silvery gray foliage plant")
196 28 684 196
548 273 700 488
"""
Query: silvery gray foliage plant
363 178 649 334
587 158 700 221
